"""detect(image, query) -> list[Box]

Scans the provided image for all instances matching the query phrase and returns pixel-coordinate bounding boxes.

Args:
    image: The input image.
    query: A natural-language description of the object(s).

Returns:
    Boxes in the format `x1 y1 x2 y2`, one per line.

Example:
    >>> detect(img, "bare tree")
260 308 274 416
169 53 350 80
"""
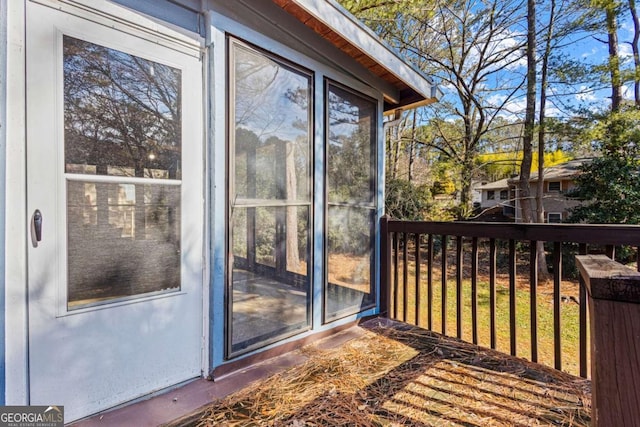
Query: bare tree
358 0 528 218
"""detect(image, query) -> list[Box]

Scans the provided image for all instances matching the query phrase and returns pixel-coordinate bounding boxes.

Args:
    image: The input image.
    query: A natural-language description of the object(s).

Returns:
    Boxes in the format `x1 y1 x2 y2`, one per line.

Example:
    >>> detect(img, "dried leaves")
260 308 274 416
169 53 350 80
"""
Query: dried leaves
194 320 590 426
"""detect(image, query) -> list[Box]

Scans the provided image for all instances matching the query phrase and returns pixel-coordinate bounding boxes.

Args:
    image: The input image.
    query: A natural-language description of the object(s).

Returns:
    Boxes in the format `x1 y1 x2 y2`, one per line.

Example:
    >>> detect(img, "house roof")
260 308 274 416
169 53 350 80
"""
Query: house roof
270 0 441 112
528 158 589 182
477 159 591 191
476 178 510 191
508 159 590 184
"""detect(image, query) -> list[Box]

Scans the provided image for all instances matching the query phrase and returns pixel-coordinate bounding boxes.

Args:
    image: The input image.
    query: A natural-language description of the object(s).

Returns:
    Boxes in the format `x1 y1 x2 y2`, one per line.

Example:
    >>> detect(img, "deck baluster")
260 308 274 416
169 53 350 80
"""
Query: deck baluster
509 239 516 356
393 232 399 320
402 233 408 322
489 238 497 350
471 237 479 345
427 234 434 330
530 240 538 363
415 234 422 326
553 241 562 370
456 236 463 339
441 235 448 336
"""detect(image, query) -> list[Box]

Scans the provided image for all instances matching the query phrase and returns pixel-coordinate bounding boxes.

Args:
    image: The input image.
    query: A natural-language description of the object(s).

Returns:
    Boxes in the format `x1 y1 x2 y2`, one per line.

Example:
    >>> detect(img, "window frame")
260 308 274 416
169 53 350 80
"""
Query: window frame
548 181 561 192
61 34 187 311
487 190 495 200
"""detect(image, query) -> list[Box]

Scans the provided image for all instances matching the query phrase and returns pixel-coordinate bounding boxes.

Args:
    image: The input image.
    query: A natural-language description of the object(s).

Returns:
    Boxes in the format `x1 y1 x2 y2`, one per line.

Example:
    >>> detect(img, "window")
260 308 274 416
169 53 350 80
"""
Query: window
499 190 508 200
63 36 182 309
228 40 312 355
325 82 376 321
548 181 561 192
548 212 562 223
487 191 495 200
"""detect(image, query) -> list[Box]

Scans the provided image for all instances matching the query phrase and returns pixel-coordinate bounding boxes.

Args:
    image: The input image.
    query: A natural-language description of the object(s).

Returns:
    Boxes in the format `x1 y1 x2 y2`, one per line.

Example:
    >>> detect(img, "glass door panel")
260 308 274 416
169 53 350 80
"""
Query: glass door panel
67 181 180 308
325 83 377 321
63 35 182 310
326 206 374 317
228 40 312 355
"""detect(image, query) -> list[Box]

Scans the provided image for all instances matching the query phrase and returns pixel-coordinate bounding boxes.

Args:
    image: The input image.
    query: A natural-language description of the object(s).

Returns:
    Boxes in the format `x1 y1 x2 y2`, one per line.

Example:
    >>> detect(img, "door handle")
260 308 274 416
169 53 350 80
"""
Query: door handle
32 209 43 245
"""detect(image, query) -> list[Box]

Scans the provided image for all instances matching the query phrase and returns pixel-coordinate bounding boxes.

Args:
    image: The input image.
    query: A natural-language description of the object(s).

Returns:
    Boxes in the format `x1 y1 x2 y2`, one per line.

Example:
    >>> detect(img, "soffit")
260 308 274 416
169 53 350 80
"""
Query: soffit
270 0 440 112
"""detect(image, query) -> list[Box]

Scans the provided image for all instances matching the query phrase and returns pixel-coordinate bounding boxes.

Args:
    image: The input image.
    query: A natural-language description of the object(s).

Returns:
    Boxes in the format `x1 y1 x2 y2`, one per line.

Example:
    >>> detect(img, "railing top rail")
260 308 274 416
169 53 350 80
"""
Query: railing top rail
383 219 640 246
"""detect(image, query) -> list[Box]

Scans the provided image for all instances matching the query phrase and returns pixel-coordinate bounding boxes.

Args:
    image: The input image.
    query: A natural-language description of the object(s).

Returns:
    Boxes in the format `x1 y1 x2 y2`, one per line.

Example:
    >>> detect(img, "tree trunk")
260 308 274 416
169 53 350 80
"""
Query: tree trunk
408 109 417 183
605 2 622 111
458 159 474 220
535 0 557 279
385 124 395 179
519 0 537 225
391 123 400 180
629 0 640 106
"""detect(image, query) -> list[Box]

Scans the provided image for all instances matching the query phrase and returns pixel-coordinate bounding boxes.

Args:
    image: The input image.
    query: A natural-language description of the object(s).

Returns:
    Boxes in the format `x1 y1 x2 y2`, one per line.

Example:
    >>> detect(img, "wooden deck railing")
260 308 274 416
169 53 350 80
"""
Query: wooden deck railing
380 216 640 377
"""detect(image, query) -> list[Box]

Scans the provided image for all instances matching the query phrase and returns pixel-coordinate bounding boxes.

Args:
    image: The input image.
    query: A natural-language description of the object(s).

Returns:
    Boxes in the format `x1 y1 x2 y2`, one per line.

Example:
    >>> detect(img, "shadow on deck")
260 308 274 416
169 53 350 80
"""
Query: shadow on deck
182 318 591 426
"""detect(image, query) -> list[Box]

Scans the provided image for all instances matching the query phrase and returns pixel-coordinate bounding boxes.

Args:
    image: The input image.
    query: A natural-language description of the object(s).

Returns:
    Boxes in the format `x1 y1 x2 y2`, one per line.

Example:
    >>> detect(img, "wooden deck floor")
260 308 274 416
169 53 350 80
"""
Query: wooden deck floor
185 318 591 426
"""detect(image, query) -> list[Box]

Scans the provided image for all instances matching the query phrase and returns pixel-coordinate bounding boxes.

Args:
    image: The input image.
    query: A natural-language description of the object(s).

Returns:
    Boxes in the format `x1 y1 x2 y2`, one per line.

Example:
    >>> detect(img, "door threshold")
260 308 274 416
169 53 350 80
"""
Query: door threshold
67 352 307 427
68 324 367 426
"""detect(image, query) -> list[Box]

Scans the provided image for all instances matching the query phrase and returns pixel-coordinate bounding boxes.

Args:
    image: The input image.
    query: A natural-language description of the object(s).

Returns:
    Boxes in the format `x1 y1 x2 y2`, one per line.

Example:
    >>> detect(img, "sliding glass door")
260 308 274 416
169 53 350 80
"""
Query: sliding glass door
325 82 377 321
228 39 312 355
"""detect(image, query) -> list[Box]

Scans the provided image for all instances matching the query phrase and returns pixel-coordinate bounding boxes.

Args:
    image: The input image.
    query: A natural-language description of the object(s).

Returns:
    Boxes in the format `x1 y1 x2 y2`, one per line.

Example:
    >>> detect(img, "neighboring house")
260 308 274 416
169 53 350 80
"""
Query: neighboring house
474 178 515 221
0 0 439 421
475 159 589 223
512 159 588 223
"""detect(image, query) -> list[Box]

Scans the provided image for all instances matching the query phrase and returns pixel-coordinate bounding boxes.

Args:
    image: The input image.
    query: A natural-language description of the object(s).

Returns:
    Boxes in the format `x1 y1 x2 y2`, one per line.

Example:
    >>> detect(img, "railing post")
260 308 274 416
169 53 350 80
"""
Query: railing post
379 215 391 318
576 254 640 427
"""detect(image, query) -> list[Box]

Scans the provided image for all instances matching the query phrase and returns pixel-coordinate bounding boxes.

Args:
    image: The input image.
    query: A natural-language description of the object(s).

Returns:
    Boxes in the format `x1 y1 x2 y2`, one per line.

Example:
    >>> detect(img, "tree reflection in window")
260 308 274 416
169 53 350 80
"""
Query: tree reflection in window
327 87 375 205
63 36 182 309
229 41 312 355
326 83 376 321
63 35 181 178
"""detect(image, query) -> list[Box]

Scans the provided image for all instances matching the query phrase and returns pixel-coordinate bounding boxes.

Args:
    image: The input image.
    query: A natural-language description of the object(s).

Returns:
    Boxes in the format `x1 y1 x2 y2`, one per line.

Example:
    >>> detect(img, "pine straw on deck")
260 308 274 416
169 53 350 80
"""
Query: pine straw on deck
189 319 590 426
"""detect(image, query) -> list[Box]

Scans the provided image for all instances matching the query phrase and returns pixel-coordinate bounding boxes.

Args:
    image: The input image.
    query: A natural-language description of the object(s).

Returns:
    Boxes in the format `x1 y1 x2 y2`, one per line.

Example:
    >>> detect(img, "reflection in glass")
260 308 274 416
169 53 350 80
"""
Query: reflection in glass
230 207 310 352
233 44 310 203
326 207 374 316
67 181 180 308
229 41 312 354
63 36 183 309
326 83 377 320
327 85 376 205
63 36 182 178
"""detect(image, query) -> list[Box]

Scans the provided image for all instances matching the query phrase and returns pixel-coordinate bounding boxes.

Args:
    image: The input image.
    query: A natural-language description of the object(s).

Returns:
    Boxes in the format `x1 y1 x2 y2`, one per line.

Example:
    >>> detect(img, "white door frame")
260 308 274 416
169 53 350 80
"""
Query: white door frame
5 0 30 405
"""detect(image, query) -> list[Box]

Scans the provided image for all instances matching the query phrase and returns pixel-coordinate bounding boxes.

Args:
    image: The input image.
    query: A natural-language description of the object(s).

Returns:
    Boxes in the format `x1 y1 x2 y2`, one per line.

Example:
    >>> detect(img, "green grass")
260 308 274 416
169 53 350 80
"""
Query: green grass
391 261 588 377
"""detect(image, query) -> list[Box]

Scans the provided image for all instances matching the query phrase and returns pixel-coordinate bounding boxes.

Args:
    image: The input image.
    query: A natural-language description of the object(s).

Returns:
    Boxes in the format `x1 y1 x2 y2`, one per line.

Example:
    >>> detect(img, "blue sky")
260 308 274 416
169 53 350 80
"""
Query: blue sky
428 4 639 122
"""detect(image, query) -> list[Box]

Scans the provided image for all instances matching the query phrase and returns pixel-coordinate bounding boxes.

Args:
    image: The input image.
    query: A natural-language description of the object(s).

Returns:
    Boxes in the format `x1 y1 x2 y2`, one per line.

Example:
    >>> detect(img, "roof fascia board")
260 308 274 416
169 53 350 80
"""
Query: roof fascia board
289 0 434 101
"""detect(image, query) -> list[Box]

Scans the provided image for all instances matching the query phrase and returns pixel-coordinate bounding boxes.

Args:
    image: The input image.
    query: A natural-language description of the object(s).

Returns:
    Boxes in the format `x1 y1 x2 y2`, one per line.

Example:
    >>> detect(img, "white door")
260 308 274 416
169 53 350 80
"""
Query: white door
26 1 204 421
